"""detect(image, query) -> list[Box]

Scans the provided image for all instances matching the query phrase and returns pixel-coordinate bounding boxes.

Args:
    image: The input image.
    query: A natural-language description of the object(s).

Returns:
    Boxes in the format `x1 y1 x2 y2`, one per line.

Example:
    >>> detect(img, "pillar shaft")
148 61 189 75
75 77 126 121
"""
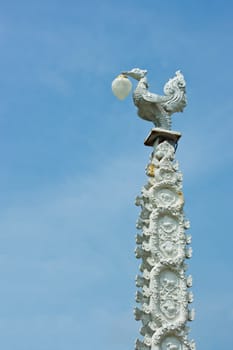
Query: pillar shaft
134 131 195 350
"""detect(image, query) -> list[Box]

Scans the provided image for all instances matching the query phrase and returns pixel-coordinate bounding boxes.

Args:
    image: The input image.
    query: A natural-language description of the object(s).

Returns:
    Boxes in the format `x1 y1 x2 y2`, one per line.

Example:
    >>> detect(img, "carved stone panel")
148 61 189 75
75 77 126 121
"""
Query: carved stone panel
153 186 184 210
161 336 182 350
149 268 187 328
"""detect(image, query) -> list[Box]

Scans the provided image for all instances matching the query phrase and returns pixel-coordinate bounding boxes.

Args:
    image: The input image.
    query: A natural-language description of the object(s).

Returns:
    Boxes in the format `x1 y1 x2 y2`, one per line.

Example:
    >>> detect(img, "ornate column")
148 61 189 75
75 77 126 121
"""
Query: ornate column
112 68 195 350
134 130 195 350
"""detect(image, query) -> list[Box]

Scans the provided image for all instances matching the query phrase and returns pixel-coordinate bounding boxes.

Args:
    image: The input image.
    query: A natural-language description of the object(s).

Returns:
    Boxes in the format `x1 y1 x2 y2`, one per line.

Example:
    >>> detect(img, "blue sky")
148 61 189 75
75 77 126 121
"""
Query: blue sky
0 0 232 349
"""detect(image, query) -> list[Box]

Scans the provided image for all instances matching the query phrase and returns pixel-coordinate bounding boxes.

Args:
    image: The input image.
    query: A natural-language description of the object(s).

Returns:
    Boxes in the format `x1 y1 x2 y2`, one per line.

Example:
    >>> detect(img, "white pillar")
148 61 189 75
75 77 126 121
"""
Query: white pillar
134 129 195 350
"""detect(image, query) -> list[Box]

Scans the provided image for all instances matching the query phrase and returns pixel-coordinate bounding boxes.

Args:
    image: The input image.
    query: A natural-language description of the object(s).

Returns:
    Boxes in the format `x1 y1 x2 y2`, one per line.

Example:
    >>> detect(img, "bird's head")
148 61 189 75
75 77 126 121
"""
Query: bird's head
122 68 147 81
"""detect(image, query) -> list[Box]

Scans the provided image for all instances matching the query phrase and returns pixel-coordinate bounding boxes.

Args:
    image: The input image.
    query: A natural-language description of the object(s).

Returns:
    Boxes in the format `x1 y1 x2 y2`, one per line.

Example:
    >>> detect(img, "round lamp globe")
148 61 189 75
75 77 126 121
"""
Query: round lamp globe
111 74 132 100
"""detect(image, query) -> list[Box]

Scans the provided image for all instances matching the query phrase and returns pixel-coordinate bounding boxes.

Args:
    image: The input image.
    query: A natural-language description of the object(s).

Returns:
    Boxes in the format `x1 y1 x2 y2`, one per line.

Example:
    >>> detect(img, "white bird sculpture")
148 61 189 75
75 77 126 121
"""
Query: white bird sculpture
121 68 187 130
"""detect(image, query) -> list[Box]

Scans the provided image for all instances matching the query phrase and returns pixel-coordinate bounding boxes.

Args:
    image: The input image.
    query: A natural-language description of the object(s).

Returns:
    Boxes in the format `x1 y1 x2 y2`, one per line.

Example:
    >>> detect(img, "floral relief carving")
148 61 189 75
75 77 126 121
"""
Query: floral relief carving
159 271 180 320
153 186 184 210
161 336 181 350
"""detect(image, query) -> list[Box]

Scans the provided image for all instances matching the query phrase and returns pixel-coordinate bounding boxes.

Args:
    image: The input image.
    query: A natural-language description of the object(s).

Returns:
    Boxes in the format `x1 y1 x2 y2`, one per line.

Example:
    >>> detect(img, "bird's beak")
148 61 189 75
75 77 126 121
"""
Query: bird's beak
121 70 138 80
121 70 132 76
121 69 147 80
